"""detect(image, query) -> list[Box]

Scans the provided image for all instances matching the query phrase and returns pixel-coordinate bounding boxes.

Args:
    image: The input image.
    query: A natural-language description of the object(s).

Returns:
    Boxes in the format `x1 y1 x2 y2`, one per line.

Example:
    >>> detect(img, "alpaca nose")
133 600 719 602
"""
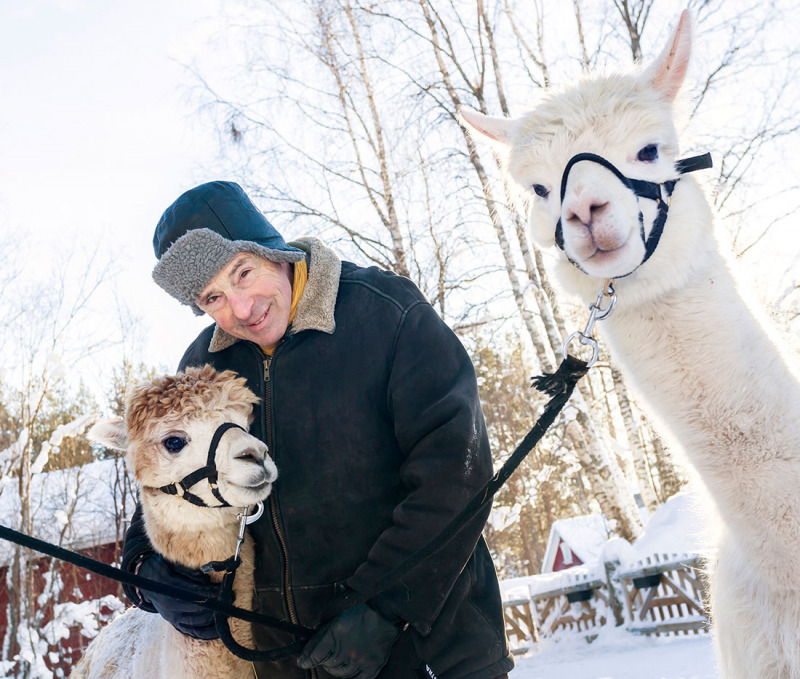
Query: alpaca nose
564 197 610 229
235 440 268 464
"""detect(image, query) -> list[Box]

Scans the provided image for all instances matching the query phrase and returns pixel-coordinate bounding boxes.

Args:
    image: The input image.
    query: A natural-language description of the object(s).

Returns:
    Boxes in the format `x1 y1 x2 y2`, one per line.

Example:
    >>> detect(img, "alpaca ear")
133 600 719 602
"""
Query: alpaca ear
88 418 128 452
458 107 514 145
641 10 692 101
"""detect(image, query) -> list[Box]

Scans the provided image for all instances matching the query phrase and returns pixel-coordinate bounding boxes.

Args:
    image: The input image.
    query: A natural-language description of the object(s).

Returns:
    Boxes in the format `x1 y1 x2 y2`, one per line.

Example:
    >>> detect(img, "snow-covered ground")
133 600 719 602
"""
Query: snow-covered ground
510 628 717 679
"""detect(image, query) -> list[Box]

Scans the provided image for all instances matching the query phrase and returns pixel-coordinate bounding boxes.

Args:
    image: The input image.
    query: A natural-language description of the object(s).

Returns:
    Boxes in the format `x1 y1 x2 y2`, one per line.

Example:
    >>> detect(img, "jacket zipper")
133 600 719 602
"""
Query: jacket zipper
262 350 308 675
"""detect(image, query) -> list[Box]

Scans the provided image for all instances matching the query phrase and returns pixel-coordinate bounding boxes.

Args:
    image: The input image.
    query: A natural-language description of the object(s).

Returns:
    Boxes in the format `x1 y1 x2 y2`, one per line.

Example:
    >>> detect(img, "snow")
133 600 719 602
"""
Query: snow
490 503 523 532
541 513 611 573
601 537 636 565
628 492 708 564
30 413 97 474
502 492 717 677
501 492 707 602
511 627 718 678
41 595 126 645
0 428 28 469
502 563 605 600
0 457 134 566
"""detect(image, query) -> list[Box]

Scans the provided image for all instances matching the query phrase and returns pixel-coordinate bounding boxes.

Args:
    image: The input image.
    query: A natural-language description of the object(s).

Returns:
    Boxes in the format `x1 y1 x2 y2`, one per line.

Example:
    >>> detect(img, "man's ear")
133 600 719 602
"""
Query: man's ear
458 107 515 145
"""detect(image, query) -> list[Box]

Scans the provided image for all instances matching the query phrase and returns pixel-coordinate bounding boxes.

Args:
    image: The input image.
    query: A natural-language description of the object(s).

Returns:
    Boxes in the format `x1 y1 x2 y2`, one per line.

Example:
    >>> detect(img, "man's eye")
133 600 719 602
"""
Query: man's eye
205 294 220 306
163 436 187 453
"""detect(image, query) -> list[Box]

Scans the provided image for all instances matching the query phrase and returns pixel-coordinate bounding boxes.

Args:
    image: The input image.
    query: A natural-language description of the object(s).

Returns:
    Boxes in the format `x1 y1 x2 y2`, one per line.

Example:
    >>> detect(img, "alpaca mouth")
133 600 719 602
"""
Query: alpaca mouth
587 242 626 263
570 232 645 278
229 479 273 494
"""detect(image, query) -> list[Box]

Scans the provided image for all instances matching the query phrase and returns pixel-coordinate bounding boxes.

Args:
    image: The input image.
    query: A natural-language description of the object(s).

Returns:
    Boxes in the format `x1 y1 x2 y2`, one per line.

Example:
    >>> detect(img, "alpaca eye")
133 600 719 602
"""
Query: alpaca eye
163 436 187 453
637 144 659 162
532 184 550 198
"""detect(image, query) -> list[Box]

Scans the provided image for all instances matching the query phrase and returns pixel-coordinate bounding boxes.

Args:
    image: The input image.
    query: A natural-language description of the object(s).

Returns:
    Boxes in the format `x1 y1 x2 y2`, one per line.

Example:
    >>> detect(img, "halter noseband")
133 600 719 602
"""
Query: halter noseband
554 152 713 277
157 422 246 508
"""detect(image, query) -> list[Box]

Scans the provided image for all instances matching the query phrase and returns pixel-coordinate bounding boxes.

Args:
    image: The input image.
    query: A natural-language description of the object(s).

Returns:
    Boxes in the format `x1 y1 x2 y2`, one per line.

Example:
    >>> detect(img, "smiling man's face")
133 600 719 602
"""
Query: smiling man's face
196 252 293 347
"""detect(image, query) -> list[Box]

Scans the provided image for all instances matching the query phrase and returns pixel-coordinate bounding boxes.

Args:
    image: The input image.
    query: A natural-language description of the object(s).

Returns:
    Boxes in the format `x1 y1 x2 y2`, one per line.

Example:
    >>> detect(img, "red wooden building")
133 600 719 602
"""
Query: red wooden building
540 513 611 573
0 459 134 676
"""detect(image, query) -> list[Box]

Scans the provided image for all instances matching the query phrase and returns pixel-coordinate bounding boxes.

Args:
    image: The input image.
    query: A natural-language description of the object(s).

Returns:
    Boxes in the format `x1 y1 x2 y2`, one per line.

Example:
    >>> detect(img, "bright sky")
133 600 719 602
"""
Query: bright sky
0 0 226 375
2 0 798 397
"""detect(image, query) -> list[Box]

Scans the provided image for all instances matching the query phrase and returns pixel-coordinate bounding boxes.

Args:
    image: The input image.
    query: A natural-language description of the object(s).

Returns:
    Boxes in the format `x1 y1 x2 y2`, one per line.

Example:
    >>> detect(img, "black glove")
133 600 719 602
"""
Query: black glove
136 553 222 640
297 603 403 678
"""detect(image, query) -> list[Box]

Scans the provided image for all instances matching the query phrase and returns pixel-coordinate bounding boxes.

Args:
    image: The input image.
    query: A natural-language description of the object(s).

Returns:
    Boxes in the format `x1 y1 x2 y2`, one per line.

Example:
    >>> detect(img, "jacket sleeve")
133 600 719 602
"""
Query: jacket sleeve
345 299 494 635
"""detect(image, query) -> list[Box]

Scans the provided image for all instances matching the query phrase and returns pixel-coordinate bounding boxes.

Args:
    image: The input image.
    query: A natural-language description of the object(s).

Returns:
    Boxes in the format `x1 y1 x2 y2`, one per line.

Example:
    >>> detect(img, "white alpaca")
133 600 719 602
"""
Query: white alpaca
461 12 800 678
71 365 278 679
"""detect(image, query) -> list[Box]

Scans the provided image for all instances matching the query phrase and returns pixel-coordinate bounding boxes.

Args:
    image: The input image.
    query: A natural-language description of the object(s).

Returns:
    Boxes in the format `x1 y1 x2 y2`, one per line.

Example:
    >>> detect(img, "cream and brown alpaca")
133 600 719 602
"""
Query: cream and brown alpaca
461 11 800 678
71 365 277 679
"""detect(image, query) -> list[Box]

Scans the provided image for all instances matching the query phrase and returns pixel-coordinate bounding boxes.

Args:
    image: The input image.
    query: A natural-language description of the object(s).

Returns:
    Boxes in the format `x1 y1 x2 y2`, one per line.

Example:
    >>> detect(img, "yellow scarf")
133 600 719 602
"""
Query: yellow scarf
261 259 308 355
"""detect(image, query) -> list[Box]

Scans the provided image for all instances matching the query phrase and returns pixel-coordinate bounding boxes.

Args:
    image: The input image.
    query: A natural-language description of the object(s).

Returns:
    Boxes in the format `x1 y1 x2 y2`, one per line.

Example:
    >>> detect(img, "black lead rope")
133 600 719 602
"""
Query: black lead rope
214 571 309 662
0 521 313 642
212 570 309 661
212 354 589 660
0 355 588 663
323 355 590 617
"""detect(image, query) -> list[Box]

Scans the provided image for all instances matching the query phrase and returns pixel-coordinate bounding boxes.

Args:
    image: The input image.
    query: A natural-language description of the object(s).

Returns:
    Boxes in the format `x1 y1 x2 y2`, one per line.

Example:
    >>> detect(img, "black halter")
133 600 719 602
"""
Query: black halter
554 152 713 277
157 422 246 508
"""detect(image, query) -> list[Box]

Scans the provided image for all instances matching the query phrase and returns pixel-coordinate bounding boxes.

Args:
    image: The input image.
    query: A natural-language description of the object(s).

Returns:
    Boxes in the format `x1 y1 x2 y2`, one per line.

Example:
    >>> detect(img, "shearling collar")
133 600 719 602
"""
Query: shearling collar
207 236 342 353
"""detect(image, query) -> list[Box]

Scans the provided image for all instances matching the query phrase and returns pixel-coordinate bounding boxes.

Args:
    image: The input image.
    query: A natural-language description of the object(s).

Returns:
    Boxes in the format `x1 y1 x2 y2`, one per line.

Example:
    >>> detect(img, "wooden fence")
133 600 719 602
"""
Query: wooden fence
616 553 708 636
502 553 708 653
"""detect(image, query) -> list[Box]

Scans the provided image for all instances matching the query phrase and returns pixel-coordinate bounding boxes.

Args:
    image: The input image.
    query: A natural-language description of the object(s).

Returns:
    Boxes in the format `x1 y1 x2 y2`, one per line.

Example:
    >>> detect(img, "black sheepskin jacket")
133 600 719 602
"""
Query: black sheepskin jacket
123 237 514 679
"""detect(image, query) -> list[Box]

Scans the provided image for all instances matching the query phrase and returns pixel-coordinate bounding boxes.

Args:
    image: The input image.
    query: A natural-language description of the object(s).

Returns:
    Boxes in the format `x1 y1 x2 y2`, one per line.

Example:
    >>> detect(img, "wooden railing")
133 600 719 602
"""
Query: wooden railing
503 598 537 651
501 553 708 653
616 553 708 636
502 568 608 653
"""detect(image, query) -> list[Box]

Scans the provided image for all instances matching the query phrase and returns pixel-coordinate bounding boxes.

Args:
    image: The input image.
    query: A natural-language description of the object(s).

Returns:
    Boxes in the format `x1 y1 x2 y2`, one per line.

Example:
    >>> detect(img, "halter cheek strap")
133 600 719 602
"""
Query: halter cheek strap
554 152 713 277
157 422 246 508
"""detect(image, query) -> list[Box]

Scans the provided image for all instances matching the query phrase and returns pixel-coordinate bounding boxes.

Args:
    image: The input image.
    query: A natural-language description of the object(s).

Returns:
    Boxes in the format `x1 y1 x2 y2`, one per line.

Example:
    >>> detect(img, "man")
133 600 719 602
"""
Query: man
122 181 514 678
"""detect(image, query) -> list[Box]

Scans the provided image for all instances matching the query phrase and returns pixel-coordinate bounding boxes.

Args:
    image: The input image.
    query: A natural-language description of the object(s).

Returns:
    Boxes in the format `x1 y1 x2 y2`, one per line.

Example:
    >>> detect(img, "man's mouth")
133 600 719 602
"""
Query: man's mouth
247 310 269 328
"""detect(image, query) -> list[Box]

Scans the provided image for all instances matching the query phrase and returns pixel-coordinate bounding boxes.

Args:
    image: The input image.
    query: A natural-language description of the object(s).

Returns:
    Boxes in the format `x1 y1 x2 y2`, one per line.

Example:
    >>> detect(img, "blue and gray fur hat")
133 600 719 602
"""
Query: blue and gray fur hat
152 181 305 316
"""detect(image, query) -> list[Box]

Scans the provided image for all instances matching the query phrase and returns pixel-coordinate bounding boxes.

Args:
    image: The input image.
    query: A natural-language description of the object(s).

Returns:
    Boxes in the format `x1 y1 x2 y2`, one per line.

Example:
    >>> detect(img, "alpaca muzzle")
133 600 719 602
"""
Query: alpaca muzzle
158 422 248 508
555 152 712 278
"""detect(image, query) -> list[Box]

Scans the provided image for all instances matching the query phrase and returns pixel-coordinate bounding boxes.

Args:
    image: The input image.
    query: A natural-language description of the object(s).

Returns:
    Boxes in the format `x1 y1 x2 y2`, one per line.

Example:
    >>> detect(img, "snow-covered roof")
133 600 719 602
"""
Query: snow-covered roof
624 492 707 567
541 513 610 574
504 492 709 601
0 458 135 567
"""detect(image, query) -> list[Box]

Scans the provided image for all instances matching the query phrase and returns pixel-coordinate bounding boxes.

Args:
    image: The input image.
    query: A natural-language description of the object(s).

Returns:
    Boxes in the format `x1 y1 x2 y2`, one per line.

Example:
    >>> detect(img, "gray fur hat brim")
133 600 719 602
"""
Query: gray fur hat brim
152 228 306 315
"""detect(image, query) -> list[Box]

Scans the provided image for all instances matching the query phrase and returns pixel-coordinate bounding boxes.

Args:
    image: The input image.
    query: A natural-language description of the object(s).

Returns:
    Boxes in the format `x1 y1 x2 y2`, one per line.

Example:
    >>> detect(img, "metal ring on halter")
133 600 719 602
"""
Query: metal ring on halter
562 331 600 367
234 502 265 562
591 285 617 321
244 502 264 524
561 280 617 367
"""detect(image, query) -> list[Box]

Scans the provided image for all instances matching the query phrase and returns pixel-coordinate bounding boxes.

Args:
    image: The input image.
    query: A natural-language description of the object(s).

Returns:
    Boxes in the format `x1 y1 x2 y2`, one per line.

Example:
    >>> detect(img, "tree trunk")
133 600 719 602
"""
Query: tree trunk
566 415 642 542
611 365 660 513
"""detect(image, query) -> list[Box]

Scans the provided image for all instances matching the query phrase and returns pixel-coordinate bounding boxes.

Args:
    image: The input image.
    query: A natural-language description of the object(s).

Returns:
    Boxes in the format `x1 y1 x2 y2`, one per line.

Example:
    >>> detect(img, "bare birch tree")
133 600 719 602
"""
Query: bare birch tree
191 0 800 557
0 247 116 676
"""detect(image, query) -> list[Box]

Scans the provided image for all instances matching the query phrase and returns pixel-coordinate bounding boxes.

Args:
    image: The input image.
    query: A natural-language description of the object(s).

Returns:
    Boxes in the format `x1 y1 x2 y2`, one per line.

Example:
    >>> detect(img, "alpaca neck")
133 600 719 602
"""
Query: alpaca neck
141 492 257 657
141 492 243 571
603 250 800 582
606 251 797 422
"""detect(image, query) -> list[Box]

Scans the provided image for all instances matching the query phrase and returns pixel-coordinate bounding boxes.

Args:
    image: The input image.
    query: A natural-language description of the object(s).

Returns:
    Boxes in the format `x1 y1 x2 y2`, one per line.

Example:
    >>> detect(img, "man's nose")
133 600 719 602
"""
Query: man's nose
228 290 254 319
